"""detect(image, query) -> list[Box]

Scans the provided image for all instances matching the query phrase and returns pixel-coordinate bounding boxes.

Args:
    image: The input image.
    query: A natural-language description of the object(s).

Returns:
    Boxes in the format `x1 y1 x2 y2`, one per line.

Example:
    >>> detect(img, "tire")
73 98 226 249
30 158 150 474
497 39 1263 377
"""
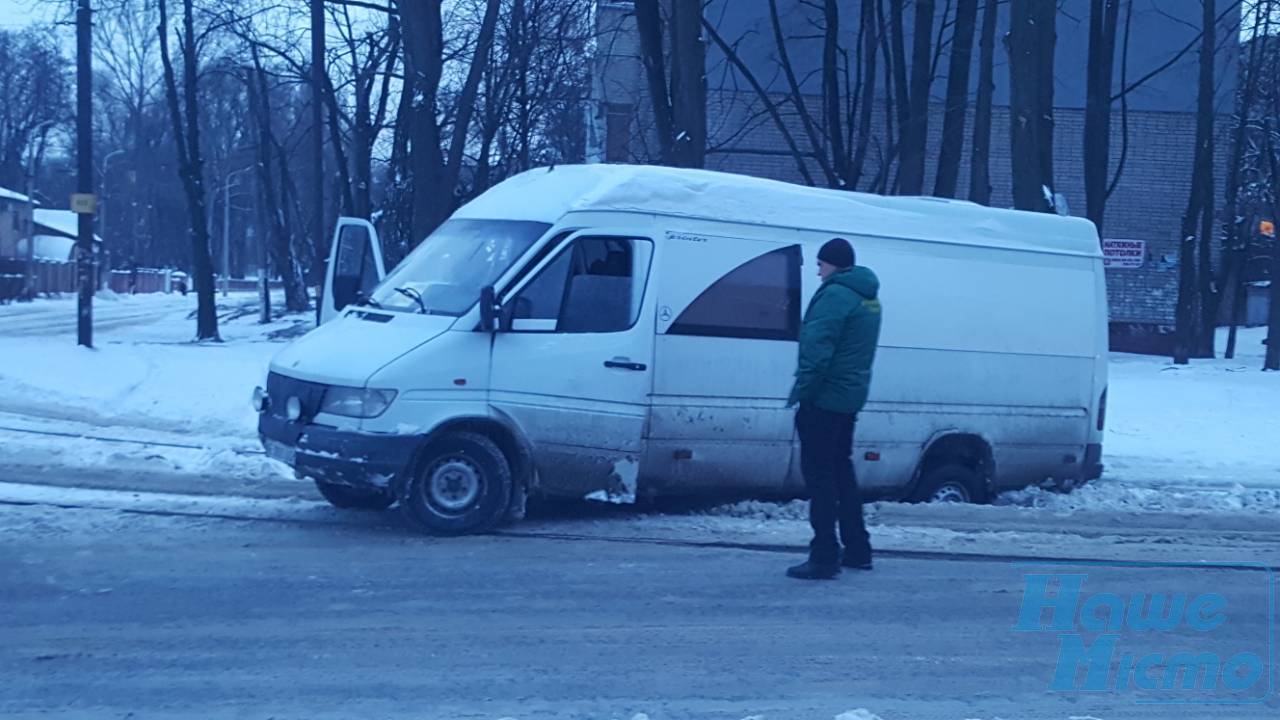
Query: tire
400 432 513 535
909 462 987 504
314 479 395 510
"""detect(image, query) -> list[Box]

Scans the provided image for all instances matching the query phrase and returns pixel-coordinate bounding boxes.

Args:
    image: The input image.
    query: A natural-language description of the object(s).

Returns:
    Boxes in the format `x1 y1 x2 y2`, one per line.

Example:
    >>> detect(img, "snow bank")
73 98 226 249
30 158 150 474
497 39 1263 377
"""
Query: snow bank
0 292 305 439
1103 326 1280 489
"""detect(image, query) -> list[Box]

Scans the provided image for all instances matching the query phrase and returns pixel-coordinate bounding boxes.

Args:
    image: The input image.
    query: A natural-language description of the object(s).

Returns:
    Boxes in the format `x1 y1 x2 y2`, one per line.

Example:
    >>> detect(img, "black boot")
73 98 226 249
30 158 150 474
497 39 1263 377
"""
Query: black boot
786 560 840 580
841 550 873 571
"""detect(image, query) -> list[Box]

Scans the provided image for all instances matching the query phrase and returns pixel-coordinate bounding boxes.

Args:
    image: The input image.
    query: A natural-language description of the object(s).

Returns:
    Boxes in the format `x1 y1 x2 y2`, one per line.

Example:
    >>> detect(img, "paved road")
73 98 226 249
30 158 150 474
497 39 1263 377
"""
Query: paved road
2 500 1276 720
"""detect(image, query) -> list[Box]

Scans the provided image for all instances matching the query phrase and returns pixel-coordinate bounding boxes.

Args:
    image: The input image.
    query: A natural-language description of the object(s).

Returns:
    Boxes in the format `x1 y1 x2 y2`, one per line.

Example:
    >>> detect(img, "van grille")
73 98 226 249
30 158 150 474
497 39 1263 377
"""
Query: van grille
266 372 328 420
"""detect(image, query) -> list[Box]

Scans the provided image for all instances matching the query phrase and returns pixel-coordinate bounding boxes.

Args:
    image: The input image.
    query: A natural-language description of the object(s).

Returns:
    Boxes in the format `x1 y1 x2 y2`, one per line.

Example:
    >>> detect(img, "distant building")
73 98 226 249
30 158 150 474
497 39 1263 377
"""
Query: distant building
591 0 1242 353
0 186 34 260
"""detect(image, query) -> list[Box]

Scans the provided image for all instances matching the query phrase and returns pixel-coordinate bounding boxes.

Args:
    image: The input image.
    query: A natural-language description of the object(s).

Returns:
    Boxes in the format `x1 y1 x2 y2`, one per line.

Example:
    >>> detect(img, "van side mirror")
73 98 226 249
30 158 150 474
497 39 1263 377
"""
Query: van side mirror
479 285 499 332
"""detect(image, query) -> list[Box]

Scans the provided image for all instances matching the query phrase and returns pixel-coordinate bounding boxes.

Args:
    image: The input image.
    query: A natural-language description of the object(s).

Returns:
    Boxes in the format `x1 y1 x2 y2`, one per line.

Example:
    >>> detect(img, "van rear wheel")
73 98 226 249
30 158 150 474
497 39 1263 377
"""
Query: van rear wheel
400 432 512 535
314 480 395 510
909 463 986 504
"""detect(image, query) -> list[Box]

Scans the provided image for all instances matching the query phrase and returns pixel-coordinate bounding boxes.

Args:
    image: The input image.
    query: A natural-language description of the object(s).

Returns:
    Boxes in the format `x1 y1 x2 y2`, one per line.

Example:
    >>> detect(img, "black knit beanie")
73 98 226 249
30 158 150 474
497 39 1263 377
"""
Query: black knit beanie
817 237 855 269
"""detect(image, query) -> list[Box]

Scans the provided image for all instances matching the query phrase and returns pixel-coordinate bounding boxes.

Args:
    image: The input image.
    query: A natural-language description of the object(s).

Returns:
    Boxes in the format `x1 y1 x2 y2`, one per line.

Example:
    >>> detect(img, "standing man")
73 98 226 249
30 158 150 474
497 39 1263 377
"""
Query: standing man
786 238 882 580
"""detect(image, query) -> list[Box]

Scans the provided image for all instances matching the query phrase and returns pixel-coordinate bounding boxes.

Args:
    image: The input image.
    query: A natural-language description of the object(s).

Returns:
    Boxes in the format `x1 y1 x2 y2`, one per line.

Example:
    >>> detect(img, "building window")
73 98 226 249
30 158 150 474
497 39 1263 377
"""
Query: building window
605 103 633 163
668 245 802 341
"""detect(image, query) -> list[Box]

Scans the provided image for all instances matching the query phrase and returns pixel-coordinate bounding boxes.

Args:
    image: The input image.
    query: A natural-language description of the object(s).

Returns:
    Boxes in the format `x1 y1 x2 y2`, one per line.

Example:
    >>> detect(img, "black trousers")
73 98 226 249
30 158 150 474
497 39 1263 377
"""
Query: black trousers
796 405 872 565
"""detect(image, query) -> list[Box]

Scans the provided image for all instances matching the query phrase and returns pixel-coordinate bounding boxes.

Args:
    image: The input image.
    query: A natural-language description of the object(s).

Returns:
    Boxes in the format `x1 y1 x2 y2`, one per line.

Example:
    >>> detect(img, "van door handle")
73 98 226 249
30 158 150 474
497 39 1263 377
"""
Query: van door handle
604 359 647 371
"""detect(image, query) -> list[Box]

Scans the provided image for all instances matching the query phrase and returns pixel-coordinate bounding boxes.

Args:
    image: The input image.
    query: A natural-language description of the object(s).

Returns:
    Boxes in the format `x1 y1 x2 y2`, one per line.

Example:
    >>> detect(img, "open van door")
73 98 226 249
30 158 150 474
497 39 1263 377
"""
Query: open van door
320 217 386 325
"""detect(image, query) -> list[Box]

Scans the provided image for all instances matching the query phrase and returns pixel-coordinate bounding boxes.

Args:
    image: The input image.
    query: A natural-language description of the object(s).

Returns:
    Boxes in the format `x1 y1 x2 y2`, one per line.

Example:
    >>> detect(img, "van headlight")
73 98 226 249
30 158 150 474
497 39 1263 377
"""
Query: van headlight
319 386 397 418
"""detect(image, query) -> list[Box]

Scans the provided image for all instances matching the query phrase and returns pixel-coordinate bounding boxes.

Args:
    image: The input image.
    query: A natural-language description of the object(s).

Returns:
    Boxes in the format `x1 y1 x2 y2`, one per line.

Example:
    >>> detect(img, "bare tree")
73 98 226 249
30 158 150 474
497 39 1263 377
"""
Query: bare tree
1223 0 1268 359
634 0 706 168
1084 0 1122 235
1008 0 1056 213
933 0 977 198
0 28 70 190
158 0 218 340
241 37 311 313
897 0 935 195
1174 0 1218 363
968 0 997 204
472 0 592 193
323 1 398 218
396 0 501 244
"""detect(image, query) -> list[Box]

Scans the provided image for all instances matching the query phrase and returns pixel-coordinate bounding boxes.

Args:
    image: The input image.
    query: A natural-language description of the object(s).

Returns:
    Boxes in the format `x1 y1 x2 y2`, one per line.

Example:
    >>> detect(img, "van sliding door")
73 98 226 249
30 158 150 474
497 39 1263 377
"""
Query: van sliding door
647 231 802 492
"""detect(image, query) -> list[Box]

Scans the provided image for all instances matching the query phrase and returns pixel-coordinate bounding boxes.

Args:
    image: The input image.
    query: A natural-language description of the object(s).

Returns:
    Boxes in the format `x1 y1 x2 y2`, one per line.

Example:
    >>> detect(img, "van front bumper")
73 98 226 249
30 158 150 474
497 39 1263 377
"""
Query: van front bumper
258 412 419 489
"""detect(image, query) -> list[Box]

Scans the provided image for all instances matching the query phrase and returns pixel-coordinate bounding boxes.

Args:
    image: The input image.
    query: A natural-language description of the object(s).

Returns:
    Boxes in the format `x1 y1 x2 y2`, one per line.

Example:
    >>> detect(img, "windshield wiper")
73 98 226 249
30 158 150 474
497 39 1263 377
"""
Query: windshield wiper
353 291 381 308
394 286 429 314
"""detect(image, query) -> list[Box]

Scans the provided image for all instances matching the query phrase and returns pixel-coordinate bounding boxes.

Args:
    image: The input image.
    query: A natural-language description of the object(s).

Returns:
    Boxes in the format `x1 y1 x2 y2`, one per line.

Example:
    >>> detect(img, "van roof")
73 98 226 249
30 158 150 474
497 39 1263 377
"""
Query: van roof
454 164 1101 257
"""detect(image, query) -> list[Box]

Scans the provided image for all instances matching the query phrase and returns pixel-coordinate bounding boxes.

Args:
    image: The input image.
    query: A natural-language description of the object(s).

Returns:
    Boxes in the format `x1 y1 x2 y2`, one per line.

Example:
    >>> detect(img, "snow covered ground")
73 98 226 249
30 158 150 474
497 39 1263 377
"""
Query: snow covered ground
1 292 1277 527
0 292 304 486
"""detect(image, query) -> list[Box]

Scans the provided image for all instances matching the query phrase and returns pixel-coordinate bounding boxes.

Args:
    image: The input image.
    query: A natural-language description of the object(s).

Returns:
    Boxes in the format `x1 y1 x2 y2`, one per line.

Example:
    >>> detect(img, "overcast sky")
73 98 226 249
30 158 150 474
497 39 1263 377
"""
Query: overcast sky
0 0 64 29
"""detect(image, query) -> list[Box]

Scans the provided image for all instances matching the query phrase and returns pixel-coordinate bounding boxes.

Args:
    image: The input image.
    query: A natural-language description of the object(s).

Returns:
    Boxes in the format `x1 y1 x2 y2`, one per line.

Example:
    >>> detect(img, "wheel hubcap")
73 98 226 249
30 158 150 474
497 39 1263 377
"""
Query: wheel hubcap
427 458 482 512
930 482 970 504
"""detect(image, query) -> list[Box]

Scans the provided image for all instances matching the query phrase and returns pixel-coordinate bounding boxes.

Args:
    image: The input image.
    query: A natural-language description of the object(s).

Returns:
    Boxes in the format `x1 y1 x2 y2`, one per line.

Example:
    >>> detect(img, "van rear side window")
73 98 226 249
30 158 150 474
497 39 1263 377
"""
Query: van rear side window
668 245 801 341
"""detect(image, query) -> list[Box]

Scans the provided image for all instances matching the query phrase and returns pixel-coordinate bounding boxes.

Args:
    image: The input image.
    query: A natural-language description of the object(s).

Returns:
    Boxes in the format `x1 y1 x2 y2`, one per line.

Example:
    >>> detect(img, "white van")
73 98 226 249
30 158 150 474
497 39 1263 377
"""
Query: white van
256 165 1107 534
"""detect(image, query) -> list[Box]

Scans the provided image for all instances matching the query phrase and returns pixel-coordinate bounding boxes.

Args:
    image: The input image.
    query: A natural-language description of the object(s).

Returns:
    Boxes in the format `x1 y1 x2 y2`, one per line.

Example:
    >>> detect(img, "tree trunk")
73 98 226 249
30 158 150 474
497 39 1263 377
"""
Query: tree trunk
1196 0 1217 358
669 0 706 168
933 0 977 198
1174 0 1217 363
247 51 308 313
1084 0 1121 236
850 0 879 189
889 0 910 151
968 0 996 204
898 0 935 195
1267 245 1280 370
635 0 675 164
157 0 218 340
1009 0 1056 212
823 0 847 183
323 71 355 217
394 0 500 243
398 2 453 243
1225 4 1267 359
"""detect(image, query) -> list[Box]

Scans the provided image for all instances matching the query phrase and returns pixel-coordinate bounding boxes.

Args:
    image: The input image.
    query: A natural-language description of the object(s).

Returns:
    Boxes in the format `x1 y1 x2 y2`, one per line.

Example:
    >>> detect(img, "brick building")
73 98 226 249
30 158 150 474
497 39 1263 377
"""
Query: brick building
589 1 1242 352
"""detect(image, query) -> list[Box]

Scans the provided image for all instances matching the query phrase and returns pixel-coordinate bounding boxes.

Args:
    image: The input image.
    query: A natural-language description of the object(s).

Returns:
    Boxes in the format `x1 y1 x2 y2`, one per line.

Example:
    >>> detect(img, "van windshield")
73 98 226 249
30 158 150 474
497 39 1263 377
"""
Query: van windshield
370 219 551 316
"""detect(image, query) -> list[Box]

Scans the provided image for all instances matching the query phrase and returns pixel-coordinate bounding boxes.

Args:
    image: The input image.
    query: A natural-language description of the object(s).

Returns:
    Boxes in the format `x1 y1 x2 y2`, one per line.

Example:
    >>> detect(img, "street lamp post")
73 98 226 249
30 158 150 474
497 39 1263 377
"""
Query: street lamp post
98 148 125 288
222 166 254 297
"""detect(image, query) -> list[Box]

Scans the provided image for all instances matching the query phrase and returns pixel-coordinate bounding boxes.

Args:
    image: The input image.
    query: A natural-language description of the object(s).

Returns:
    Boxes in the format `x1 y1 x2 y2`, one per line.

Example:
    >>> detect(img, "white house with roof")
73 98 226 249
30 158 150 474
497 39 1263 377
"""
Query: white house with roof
0 186 34 260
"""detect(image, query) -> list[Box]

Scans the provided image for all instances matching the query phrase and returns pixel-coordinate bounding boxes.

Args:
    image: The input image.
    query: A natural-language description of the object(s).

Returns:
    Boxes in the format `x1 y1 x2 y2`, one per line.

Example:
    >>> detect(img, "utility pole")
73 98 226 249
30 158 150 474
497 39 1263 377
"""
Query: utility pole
75 0 94 348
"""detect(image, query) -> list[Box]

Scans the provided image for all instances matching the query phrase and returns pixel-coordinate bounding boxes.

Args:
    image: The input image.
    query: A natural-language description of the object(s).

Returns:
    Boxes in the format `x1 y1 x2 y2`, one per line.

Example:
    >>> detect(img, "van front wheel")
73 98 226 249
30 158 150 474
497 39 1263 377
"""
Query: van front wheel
909 463 986 504
400 432 512 535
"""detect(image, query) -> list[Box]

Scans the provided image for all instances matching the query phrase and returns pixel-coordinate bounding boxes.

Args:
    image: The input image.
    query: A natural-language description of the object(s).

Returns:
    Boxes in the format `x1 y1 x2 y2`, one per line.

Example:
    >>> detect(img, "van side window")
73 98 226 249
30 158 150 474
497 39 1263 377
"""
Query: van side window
511 236 653 333
668 245 801 341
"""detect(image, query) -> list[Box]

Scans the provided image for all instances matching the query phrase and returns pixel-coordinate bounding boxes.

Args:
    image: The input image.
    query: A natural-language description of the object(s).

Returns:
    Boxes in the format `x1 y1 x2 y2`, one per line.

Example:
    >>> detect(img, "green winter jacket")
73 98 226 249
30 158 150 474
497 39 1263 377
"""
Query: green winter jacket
788 266 883 414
